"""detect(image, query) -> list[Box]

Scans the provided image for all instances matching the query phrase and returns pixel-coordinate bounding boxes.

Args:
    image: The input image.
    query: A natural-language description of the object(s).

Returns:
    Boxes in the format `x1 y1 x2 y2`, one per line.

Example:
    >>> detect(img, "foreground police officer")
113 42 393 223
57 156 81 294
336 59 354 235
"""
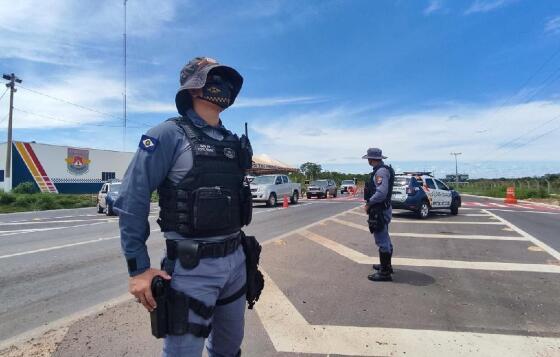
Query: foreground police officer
115 57 254 356
362 148 395 282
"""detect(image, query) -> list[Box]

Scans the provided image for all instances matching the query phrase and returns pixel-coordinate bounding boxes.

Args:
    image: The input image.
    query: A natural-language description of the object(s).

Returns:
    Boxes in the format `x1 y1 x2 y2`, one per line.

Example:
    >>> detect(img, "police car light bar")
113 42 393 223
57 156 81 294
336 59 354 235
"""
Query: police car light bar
402 171 433 176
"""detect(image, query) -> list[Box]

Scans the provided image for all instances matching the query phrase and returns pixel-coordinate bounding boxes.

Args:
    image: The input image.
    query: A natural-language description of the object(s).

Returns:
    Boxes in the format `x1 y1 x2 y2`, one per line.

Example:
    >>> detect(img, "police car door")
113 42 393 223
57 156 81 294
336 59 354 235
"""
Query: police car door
424 178 440 207
435 179 453 208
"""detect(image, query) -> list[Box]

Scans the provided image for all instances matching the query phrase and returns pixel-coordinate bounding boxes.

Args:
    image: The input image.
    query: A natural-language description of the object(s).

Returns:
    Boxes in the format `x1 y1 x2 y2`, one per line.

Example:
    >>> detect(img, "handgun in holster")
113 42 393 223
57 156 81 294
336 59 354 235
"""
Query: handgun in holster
150 276 169 338
367 204 386 233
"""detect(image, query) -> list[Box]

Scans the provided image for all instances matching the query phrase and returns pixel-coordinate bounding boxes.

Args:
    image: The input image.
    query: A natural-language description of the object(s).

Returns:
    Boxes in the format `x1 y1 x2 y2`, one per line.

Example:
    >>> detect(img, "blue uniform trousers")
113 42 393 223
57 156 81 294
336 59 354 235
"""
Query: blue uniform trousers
373 207 393 253
162 245 246 357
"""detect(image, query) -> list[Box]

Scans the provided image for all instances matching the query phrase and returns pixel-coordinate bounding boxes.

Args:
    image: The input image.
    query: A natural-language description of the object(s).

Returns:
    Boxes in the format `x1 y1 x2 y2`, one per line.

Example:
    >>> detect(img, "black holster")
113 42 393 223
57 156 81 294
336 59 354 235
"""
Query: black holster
367 204 386 233
241 232 264 309
150 276 214 339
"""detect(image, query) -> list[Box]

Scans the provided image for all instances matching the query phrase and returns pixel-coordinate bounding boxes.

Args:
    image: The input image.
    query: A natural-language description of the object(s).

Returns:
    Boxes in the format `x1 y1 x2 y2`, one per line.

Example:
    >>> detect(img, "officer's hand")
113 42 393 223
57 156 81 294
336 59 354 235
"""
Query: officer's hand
129 268 171 312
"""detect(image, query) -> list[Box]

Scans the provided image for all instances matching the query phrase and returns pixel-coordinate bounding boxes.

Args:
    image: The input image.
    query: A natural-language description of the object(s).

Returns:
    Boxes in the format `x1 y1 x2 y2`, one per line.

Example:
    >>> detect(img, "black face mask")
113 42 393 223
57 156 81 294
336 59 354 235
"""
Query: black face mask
199 75 234 109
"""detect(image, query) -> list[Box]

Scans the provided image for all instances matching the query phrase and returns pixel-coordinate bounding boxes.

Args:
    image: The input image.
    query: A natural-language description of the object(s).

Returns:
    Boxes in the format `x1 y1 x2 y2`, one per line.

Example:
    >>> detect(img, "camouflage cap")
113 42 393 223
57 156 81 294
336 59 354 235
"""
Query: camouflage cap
175 57 243 115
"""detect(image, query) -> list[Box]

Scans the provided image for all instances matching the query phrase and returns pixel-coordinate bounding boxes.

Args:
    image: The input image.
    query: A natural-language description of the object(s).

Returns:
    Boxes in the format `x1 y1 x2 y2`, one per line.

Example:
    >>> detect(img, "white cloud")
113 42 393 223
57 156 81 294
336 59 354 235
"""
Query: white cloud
424 1 443 15
249 100 560 167
464 0 514 15
0 0 177 65
545 16 560 35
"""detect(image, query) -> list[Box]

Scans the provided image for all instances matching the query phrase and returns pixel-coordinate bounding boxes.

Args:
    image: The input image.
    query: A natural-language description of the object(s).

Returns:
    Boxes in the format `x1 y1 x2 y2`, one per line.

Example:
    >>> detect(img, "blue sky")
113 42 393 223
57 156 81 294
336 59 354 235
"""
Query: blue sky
1 0 559 178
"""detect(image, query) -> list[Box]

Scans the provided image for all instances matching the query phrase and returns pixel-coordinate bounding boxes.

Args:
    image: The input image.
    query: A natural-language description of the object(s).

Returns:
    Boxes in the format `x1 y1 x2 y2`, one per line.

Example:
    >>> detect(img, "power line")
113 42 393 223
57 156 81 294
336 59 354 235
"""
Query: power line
13 107 145 129
17 85 123 121
17 85 153 128
495 113 560 151
0 87 8 102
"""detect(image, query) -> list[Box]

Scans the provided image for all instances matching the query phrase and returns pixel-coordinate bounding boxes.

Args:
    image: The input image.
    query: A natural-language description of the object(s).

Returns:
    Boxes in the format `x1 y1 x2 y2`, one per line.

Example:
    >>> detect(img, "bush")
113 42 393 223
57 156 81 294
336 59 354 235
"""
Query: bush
0 191 16 205
12 182 39 194
36 194 60 210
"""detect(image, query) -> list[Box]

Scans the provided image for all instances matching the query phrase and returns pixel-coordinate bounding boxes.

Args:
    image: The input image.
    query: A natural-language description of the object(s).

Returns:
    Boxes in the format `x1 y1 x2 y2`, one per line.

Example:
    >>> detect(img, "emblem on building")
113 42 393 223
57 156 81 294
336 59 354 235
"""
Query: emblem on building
65 148 91 175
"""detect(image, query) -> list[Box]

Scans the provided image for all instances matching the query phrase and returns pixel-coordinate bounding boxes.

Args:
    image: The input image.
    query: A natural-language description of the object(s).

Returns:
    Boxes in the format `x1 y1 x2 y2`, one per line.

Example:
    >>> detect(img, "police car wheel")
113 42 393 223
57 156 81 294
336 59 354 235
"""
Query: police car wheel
106 203 114 216
266 193 277 207
97 204 104 214
333 190 337 198
417 201 430 219
450 200 459 215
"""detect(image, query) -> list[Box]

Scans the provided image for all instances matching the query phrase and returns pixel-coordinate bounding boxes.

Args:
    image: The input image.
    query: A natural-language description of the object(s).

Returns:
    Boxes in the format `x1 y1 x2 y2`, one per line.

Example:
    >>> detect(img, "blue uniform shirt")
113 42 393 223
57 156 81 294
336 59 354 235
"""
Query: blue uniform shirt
368 161 391 206
115 109 231 276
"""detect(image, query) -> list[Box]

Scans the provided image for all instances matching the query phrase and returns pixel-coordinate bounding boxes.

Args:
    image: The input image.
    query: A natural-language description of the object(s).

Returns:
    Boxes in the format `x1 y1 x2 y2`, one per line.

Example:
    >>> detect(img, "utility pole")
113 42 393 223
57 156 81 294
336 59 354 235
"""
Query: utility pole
123 0 128 151
3 73 22 192
450 152 462 184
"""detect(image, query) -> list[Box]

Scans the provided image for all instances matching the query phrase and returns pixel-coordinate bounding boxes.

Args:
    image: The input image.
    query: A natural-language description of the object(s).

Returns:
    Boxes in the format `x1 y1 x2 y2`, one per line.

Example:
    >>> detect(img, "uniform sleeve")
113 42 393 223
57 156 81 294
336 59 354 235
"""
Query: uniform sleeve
115 121 181 276
368 167 391 205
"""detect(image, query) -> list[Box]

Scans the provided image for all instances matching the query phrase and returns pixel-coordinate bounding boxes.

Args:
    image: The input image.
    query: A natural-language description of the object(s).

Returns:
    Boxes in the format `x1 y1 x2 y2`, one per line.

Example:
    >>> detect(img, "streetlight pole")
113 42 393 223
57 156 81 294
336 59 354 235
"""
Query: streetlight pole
3 73 22 192
450 152 462 184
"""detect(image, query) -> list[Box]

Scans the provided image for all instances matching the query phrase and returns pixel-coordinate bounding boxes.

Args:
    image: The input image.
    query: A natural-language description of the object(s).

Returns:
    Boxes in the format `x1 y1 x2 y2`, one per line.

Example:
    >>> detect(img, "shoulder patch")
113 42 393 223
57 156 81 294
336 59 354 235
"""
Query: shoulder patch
139 135 159 152
375 175 383 185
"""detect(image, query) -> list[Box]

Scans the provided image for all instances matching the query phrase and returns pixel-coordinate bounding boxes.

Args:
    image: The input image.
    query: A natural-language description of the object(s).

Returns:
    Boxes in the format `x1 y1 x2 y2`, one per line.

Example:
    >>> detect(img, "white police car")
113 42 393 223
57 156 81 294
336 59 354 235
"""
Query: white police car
391 172 461 219
97 180 122 216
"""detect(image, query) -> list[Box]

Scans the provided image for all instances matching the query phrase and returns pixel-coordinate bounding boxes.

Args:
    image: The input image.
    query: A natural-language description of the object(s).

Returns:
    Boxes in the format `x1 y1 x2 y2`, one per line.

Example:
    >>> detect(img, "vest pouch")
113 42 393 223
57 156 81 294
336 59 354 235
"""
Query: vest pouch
192 187 232 232
240 184 253 226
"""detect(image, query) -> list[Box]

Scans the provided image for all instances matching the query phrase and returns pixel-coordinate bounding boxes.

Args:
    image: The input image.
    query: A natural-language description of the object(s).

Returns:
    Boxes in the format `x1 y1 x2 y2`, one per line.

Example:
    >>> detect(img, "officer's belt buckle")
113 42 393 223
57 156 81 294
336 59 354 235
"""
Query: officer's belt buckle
176 240 201 270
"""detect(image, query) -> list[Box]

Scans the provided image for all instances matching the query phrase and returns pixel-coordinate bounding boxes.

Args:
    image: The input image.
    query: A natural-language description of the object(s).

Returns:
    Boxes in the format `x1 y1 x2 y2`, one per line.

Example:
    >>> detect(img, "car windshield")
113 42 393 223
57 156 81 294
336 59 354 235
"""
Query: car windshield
394 177 410 187
341 180 355 185
310 180 327 186
252 176 276 184
109 183 121 192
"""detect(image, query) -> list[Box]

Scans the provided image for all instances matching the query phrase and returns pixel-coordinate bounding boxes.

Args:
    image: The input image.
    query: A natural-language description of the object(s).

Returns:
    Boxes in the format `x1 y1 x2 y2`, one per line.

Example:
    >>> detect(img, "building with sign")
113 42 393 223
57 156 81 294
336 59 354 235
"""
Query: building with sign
0 141 133 193
0 142 298 194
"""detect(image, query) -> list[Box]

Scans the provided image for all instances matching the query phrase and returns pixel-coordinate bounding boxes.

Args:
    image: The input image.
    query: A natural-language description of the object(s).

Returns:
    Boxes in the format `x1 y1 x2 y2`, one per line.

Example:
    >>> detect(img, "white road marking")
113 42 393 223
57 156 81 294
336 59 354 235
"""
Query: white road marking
0 222 108 237
0 218 117 226
256 270 560 356
462 213 492 217
329 218 526 241
390 219 504 225
488 202 508 208
0 229 161 260
484 209 560 261
486 209 560 215
300 230 560 274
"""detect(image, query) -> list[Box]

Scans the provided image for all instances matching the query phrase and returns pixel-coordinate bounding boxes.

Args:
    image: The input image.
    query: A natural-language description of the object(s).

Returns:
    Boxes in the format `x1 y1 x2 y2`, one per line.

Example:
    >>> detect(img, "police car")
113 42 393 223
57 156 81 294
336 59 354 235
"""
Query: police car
97 180 122 216
391 172 461 219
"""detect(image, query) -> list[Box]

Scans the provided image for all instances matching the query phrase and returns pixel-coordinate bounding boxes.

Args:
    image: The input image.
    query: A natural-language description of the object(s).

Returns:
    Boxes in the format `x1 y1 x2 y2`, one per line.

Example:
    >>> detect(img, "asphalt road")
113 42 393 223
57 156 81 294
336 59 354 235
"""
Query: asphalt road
0 199 358 343
1 194 559 356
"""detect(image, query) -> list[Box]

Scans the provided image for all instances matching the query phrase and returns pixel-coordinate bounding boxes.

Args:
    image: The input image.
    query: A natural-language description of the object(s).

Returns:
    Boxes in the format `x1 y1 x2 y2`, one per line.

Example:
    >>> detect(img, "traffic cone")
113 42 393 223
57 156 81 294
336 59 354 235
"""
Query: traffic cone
283 194 289 208
504 186 517 204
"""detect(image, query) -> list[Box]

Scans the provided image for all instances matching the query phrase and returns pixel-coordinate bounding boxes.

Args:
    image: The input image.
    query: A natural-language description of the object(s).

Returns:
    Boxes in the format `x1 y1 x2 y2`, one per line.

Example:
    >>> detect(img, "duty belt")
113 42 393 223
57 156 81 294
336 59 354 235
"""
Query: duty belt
165 234 242 261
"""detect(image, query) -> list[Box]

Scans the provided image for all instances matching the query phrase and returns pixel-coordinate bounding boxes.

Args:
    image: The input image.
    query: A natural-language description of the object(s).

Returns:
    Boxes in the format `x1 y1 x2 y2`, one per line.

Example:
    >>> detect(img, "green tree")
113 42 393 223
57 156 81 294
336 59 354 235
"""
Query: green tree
300 162 322 180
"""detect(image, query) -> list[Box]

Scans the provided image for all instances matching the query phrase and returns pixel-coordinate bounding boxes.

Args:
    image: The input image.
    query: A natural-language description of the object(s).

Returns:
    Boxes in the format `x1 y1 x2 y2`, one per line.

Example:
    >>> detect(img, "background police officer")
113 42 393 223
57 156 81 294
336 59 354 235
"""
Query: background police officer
115 57 251 356
362 148 395 282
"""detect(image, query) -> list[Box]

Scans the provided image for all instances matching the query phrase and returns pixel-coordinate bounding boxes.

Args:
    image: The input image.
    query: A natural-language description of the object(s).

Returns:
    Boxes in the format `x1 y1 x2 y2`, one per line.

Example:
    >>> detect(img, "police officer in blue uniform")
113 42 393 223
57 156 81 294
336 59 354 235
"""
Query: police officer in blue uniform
115 57 254 356
362 148 395 282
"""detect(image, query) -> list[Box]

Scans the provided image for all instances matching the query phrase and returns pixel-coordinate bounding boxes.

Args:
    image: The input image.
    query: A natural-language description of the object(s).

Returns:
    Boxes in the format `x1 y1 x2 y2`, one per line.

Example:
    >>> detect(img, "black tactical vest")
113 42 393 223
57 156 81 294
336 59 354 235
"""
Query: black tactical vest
364 164 395 206
157 118 252 237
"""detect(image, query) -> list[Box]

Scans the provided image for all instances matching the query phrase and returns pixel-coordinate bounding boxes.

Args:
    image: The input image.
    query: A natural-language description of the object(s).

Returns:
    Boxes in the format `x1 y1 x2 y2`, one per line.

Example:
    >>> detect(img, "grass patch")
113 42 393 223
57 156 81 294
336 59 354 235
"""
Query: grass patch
0 192 96 213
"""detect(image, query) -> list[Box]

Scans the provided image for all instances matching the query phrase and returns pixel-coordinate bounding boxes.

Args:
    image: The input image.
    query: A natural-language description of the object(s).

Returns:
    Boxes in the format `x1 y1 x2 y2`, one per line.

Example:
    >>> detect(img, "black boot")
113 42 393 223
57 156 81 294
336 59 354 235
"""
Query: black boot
368 251 393 282
372 249 394 273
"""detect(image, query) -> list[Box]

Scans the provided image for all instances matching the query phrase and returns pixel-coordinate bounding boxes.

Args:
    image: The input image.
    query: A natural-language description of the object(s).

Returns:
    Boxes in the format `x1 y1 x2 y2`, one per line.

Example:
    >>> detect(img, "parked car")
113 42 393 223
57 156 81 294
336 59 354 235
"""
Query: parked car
307 179 337 199
250 174 301 207
391 172 461 219
97 180 122 216
340 179 357 194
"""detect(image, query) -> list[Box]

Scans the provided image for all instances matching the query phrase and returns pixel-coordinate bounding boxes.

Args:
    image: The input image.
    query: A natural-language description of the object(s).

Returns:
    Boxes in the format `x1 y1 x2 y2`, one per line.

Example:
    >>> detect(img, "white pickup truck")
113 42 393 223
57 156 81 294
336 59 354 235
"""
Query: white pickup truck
250 174 301 207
